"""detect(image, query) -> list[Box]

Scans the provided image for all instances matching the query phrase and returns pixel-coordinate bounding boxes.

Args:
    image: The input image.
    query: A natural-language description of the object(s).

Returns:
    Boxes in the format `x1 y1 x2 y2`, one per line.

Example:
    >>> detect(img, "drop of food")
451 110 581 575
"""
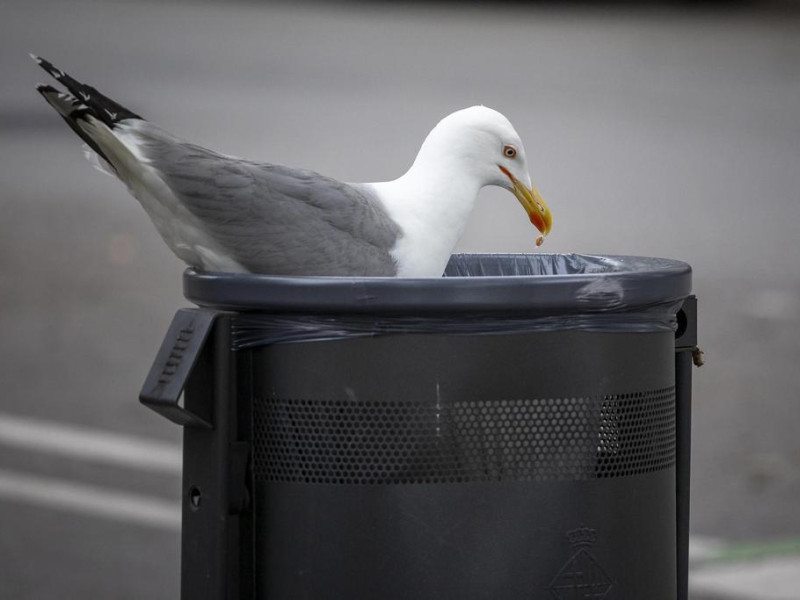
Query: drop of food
535 235 544 247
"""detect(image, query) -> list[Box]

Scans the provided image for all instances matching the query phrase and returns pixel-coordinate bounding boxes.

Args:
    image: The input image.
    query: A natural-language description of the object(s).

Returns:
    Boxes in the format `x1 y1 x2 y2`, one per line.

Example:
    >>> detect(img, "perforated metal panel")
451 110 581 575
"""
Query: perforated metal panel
253 386 675 485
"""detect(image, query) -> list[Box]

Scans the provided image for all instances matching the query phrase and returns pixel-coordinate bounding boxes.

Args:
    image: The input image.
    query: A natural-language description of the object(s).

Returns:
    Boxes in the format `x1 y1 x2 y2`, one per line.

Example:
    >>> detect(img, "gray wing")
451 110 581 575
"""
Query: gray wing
138 125 401 276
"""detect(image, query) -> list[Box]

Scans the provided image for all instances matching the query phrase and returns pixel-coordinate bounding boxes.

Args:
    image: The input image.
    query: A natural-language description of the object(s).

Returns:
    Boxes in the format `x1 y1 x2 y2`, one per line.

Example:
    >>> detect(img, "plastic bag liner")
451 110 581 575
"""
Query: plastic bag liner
182 253 692 349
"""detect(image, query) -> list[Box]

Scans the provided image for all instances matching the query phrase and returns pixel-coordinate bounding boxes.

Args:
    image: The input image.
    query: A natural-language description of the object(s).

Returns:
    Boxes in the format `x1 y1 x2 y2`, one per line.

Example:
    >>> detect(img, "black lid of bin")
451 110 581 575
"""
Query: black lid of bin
182 253 691 316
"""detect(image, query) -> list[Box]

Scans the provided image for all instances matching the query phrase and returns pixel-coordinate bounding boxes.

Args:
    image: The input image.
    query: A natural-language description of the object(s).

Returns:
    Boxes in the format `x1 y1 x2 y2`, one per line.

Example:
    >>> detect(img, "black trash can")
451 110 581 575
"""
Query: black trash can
140 253 697 600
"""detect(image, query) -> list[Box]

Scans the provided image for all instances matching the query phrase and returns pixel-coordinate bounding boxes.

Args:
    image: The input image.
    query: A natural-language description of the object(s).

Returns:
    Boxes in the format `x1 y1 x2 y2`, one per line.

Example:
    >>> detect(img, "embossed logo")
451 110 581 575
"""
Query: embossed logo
548 527 613 599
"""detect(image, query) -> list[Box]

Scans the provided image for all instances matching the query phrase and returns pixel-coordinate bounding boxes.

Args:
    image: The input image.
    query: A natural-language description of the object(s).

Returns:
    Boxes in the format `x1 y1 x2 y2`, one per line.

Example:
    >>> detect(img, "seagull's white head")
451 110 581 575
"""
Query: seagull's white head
412 105 552 244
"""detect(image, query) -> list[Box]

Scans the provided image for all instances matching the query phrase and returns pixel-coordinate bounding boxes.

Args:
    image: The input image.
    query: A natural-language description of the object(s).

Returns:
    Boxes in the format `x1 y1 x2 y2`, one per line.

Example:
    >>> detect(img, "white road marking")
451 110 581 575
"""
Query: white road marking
690 556 800 600
0 412 181 474
0 469 180 530
689 535 726 565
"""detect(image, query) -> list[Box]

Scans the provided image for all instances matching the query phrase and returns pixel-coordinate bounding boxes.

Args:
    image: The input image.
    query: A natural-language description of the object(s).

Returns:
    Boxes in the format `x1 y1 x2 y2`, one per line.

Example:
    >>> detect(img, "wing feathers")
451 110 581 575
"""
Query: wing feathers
35 83 114 168
32 55 142 127
32 56 401 276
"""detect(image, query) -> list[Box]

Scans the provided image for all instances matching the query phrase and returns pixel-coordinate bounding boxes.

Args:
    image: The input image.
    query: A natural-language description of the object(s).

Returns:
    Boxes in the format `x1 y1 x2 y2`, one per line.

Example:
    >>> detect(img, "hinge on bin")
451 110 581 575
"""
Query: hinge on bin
675 296 703 367
675 297 696 348
139 309 218 428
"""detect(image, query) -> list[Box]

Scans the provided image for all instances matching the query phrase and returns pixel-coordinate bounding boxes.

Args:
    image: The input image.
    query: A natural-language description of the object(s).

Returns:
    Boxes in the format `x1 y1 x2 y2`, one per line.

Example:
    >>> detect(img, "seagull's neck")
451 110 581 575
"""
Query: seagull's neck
367 157 484 277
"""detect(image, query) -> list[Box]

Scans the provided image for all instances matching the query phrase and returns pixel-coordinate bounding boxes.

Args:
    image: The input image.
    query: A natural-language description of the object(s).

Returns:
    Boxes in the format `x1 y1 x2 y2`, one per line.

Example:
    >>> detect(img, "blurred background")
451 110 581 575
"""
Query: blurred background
1 0 799 598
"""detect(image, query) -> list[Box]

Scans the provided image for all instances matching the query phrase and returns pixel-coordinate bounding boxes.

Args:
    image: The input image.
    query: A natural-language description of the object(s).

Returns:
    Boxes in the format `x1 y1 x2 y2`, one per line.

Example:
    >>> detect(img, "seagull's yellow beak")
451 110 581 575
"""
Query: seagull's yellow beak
499 166 553 245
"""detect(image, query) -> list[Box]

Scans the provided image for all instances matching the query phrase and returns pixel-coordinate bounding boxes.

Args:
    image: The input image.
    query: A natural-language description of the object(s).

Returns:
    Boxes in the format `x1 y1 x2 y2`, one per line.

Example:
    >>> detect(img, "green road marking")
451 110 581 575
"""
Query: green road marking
716 538 800 563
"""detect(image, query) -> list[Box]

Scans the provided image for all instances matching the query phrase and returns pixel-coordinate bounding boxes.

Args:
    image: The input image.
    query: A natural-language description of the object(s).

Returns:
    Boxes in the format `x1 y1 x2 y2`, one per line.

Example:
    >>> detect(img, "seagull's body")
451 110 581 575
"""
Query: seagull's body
33 56 551 277
102 121 402 275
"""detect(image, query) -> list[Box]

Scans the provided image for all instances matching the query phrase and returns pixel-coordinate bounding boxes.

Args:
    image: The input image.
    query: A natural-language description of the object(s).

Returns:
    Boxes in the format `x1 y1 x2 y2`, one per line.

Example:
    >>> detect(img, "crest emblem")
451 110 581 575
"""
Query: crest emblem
548 528 613 600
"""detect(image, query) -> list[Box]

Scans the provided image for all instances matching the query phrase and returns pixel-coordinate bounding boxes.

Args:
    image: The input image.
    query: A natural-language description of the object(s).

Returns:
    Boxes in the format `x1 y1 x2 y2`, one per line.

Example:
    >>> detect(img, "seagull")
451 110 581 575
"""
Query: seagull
32 55 552 277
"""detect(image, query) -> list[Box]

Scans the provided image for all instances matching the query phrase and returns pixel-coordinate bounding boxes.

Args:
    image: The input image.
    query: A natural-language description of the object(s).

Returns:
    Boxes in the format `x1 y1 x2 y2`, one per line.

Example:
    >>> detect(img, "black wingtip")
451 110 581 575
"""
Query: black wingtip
30 55 143 126
33 75 118 175
32 54 67 81
35 83 90 121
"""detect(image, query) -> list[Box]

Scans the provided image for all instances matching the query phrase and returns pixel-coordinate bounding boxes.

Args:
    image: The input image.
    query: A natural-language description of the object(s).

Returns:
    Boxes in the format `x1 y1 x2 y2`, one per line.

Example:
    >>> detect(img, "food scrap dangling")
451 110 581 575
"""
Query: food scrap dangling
531 213 545 247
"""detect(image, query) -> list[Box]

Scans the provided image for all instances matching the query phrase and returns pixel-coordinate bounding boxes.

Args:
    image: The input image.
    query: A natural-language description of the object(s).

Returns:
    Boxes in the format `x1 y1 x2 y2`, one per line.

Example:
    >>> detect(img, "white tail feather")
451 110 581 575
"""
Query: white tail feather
82 144 115 177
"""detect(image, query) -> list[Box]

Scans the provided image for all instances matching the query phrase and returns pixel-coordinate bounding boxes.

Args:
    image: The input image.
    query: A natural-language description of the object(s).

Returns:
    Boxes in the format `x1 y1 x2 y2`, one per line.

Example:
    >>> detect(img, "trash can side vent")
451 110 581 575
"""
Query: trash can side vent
252 386 675 485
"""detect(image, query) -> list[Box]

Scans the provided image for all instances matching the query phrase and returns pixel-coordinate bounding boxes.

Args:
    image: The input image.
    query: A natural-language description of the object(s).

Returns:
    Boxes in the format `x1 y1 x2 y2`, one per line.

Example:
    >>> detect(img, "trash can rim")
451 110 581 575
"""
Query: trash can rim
182 253 692 315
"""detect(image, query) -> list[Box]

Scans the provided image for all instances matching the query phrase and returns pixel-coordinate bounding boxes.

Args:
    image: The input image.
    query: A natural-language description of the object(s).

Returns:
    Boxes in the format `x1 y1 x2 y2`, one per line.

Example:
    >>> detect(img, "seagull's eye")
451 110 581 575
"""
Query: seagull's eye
503 145 517 159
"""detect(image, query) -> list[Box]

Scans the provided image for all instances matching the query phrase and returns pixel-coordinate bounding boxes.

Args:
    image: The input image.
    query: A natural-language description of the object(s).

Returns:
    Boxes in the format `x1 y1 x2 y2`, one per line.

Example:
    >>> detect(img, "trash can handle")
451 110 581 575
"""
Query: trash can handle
139 309 218 429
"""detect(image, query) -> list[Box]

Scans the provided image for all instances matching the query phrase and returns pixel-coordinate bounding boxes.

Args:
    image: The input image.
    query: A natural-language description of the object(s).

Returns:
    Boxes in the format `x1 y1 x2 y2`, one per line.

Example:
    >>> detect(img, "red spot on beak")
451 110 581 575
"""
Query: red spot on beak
529 211 546 233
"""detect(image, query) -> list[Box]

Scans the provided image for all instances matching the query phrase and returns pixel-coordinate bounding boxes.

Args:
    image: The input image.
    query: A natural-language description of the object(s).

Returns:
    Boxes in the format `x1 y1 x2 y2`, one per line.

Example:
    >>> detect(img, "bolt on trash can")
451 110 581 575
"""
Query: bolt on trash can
140 253 697 600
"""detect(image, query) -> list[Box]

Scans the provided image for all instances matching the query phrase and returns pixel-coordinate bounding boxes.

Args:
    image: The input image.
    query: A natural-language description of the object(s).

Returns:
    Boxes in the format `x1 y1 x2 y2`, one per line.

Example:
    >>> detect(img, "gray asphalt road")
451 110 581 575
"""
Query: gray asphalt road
1 1 800 598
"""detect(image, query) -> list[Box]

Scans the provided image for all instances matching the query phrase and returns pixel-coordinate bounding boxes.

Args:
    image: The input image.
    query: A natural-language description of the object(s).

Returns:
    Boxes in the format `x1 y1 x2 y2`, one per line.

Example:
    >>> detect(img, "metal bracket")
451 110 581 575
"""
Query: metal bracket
675 294 697 600
675 296 697 350
139 309 218 428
